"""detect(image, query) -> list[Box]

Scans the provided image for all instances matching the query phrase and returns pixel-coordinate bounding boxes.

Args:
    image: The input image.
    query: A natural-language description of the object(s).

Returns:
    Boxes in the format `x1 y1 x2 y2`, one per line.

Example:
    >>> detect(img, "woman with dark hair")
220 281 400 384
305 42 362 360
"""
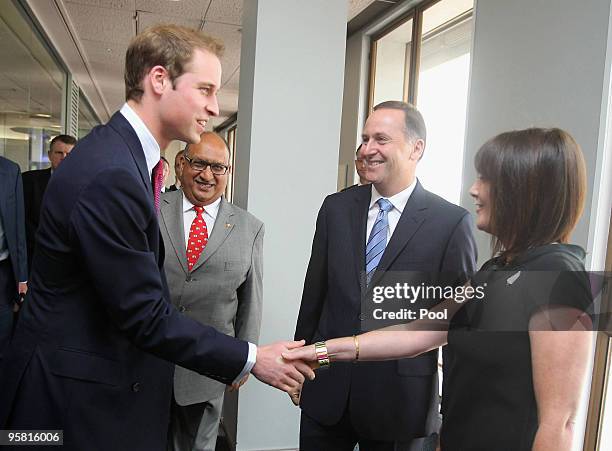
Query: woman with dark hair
286 128 593 450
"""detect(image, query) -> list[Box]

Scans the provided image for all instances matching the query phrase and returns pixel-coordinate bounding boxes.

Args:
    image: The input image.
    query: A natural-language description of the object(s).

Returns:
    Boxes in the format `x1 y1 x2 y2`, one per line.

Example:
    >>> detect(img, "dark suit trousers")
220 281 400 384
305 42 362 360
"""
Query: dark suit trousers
0 258 16 359
300 408 415 451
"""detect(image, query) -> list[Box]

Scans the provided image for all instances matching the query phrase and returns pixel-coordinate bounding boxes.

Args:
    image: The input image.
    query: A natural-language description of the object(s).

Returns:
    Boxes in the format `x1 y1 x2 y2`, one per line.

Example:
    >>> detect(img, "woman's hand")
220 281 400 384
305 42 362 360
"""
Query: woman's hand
283 344 318 368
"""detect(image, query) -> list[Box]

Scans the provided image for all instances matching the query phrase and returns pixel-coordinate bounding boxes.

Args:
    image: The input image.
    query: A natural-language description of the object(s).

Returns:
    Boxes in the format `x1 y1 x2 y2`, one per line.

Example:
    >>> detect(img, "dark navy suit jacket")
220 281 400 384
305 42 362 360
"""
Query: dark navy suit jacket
295 182 477 441
0 113 248 451
22 167 51 271
0 157 27 288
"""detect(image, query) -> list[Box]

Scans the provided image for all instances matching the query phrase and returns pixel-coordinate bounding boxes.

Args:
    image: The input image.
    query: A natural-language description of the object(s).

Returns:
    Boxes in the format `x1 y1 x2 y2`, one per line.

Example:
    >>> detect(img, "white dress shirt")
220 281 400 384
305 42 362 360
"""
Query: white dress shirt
119 103 255 382
120 103 160 175
366 179 418 245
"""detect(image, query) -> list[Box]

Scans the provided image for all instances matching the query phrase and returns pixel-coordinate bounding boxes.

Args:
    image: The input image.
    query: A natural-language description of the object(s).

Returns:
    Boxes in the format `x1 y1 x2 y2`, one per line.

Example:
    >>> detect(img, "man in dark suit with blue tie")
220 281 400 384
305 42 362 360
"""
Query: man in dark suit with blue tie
0 24 311 451
295 101 477 450
0 156 27 360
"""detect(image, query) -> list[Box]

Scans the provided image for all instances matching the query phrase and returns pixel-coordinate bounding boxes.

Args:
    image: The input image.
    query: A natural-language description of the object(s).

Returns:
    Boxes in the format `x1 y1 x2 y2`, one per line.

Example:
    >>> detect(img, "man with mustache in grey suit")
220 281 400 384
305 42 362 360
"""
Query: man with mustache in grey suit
159 132 263 451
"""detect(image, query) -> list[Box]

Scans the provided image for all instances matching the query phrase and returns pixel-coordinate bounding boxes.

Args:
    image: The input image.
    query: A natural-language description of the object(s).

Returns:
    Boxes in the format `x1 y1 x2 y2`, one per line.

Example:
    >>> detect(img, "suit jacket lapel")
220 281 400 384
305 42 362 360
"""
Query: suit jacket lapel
160 191 188 274
368 181 428 288
191 198 235 272
351 186 371 295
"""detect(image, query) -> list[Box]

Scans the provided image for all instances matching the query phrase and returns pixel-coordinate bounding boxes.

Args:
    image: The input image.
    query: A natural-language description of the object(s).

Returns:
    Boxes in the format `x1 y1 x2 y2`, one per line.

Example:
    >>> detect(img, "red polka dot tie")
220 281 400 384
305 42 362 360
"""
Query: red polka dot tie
186 206 209 271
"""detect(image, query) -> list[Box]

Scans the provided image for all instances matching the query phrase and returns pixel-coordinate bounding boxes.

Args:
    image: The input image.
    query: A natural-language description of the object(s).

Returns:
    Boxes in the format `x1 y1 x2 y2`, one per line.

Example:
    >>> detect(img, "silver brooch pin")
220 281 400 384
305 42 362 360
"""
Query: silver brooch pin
506 271 521 285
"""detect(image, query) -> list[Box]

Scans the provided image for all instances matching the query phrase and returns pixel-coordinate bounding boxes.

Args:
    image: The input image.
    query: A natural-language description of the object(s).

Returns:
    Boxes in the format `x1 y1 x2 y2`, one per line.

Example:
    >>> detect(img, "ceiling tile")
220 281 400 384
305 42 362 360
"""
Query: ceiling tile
135 0 210 19
201 22 241 85
217 88 238 115
64 2 134 44
205 0 242 25
80 40 126 66
223 68 240 92
64 0 135 11
348 0 378 20
137 11 200 32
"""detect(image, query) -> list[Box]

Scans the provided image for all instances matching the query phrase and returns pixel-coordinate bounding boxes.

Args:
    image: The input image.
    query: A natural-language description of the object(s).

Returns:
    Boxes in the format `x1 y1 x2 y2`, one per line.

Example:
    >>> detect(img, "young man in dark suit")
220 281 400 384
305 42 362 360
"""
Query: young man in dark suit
22 134 76 271
0 25 312 451
295 101 477 450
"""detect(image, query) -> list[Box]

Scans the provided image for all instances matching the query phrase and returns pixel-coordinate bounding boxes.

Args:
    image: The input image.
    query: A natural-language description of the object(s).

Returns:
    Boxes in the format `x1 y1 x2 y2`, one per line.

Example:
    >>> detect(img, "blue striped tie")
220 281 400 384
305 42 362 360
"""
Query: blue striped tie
365 198 393 285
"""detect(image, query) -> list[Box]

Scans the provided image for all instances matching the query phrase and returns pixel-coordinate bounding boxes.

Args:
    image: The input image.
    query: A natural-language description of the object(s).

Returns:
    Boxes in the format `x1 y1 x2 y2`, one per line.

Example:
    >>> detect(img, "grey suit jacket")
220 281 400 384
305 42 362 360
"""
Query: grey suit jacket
159 190 264 405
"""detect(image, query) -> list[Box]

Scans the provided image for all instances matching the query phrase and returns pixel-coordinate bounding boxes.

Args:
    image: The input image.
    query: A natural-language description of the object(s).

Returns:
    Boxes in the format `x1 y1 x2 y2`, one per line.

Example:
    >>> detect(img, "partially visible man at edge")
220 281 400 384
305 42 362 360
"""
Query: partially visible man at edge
22 134 76 271
0 25 312 451
167 149 185 192
341 145 370 192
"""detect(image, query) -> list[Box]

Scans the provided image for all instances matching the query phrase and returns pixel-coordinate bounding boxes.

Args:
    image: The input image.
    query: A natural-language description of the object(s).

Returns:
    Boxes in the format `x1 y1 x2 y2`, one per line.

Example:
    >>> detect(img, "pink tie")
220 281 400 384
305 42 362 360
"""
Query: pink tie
152 159 164 212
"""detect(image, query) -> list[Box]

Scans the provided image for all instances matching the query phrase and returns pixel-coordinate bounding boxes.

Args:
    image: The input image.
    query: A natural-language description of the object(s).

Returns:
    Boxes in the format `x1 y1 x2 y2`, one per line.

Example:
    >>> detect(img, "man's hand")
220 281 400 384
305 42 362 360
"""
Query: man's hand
251 340 315 395
228 374 249 392
13 282 27 313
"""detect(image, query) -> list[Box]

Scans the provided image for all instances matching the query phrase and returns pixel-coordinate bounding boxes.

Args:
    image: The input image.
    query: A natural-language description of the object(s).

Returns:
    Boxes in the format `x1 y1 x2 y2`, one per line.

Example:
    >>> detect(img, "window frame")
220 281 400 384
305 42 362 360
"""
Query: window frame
584 214 612 450
367 0 474 114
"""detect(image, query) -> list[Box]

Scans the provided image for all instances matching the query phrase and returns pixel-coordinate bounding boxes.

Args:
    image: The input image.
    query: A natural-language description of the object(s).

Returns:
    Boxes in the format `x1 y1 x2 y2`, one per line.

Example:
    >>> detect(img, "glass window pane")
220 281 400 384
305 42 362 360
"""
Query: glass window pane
0 2 66 172
78 92 100 139
371 18 413 107
225 125 237 202
415 0 474 204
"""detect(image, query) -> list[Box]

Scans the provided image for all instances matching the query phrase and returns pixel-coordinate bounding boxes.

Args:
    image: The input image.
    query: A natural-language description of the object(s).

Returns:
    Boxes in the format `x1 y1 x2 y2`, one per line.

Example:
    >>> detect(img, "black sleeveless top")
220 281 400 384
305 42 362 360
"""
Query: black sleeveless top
441 244 592 450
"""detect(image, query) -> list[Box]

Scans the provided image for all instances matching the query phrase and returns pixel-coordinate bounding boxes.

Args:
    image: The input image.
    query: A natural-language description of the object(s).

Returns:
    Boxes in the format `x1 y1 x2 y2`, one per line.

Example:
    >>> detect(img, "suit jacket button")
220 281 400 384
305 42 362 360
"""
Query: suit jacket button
132 382 141 392
359 314 364 321
179 305 186 313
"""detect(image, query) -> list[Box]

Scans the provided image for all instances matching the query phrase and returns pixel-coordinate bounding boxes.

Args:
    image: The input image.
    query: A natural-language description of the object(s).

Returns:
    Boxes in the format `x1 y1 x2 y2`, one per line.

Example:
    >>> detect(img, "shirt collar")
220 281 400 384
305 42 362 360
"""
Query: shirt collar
369 178 418 214
181 191 222 221
119 103 160 175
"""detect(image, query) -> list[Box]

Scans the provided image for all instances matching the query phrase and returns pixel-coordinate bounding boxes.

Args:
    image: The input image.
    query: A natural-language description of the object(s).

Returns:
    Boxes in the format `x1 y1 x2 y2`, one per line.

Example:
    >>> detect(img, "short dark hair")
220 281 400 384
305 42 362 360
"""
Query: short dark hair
373 101 426 143
475 128 586 263
50 134 77 150
125 24 224 102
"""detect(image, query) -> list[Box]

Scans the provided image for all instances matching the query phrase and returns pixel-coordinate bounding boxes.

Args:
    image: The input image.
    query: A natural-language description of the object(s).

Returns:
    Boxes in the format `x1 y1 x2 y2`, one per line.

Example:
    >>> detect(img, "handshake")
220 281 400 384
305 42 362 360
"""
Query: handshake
248 340 319 406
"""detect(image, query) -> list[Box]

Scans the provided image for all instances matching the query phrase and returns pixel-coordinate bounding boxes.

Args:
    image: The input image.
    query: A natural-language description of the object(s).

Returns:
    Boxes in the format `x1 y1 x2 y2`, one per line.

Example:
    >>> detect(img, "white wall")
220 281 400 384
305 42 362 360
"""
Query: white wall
234 1 347 449
462 0 612 270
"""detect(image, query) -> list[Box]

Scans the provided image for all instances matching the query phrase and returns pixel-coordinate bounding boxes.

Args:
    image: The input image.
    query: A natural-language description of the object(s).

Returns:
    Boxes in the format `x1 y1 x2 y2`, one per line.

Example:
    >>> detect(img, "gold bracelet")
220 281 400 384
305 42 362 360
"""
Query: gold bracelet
353 335 360 361
314 341 330 368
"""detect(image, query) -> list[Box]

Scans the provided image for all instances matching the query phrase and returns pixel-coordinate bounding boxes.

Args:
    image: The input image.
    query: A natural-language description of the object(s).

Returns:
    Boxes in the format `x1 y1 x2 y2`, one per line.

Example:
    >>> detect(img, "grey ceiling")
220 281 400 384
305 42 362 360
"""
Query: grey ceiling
58 0 379 126
4 0 382 130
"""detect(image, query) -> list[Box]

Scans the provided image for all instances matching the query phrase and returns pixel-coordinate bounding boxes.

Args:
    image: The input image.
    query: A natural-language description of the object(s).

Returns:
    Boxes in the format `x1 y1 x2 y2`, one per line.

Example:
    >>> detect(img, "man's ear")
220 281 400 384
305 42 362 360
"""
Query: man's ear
411 139 425 161
148 65 170 95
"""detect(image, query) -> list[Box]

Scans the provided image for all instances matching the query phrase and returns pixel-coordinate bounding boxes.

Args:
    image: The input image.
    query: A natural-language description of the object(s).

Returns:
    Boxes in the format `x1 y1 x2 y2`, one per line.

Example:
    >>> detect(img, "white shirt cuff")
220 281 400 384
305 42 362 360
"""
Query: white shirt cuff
232 342 257 384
